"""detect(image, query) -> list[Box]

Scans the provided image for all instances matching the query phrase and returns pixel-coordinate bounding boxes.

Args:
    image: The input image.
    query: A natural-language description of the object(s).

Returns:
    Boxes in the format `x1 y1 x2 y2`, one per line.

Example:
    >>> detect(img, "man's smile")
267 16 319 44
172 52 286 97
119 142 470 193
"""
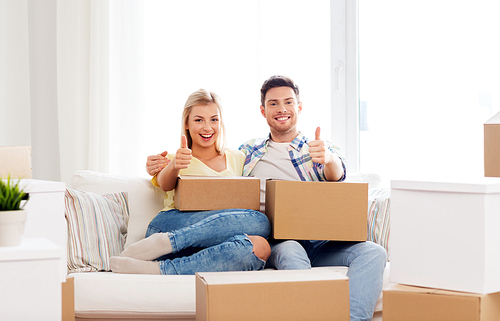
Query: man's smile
275 115 291 122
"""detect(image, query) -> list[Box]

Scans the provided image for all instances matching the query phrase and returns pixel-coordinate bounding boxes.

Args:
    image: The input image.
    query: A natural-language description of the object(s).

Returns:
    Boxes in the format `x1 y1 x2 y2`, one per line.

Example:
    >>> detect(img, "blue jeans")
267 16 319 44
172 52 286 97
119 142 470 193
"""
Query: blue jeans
266 239 387 321
146 208 271 275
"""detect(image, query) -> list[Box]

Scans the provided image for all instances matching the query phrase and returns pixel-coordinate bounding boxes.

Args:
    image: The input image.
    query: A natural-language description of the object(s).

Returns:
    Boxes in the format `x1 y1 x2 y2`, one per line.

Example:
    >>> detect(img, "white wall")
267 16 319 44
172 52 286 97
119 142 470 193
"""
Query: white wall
1 0 60 181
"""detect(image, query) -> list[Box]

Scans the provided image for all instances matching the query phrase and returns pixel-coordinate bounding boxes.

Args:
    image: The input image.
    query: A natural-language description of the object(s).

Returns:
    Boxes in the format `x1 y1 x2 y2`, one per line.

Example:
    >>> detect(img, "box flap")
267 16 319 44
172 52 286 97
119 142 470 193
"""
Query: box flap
196 269 348 286
179 175 259 181
385 284 484 298
484 111 500 124
391 177 500 194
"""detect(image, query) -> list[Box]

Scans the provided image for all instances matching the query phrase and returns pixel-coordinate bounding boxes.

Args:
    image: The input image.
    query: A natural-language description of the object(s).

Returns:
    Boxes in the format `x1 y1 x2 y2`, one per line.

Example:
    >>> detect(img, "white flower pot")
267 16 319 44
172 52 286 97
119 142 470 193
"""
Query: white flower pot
0 210 27 246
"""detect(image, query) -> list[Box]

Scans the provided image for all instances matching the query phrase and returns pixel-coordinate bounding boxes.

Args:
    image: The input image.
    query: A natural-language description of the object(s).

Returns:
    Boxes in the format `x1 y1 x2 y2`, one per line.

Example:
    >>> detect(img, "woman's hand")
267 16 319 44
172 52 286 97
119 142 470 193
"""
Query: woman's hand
156 135 192 191
173 135 192 170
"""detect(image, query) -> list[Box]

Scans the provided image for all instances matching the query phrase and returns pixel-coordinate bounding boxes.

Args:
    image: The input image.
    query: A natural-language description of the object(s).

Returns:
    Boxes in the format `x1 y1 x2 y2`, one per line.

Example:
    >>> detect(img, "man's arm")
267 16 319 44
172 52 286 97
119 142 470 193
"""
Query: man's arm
146 151 169 176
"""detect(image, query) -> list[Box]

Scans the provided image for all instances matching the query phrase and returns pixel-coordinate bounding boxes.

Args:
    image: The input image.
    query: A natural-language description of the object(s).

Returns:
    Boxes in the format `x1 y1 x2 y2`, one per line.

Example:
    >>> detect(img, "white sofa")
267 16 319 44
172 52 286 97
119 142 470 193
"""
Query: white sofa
67 170 391 320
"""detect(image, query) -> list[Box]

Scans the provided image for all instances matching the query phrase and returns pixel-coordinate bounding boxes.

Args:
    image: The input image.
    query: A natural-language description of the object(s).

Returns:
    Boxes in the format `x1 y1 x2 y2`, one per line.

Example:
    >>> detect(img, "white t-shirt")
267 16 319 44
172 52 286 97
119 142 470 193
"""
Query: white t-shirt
250 140 300 213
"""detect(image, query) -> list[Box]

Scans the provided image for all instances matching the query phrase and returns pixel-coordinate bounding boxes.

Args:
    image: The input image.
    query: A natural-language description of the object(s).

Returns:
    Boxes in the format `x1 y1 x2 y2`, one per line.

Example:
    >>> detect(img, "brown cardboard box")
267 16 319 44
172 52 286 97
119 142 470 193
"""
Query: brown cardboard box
265 180 368 241
196 269 349 321
0 145 32 179
62 277 75 321
484 111 500 177
383 284 500 321
174 176 260 211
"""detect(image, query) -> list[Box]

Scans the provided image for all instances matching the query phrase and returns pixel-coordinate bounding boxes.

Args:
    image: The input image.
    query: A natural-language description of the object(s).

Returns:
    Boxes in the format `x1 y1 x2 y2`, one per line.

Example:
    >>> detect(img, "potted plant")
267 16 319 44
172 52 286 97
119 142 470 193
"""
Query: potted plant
0 176 29 246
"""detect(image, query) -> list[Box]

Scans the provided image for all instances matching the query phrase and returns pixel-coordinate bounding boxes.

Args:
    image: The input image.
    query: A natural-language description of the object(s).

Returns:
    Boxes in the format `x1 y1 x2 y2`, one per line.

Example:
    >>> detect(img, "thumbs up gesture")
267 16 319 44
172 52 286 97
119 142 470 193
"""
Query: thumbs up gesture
173 135 192 169
309 127 334 165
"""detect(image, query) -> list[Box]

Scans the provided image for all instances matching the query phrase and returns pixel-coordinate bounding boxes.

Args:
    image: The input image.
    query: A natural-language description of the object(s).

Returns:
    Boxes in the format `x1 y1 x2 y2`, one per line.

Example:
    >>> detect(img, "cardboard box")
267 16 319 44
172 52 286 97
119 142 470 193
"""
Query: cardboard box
196 269 350 321
62 277 75 321
383 284 500 321
265 180 368 241
0 145 32 179
484 111 500 177
174 176 260 211
390 177 500 294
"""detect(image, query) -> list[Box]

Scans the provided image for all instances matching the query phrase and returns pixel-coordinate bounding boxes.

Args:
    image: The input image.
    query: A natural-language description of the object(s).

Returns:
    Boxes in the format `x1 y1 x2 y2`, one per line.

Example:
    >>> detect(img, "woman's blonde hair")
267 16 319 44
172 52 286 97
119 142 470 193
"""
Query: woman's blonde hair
181 89 226 155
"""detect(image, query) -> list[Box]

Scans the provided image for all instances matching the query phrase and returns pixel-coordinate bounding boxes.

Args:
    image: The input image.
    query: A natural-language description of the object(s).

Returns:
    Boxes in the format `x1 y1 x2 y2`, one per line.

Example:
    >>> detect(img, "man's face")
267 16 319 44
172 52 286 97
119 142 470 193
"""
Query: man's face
260 86 302 137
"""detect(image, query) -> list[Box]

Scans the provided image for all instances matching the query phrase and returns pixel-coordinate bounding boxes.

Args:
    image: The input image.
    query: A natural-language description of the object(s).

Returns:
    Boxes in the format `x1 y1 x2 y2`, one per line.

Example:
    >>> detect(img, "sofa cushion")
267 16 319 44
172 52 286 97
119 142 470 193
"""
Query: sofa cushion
71 170 165 248
65 188 129 272
70 266 389 320
69 272 196 320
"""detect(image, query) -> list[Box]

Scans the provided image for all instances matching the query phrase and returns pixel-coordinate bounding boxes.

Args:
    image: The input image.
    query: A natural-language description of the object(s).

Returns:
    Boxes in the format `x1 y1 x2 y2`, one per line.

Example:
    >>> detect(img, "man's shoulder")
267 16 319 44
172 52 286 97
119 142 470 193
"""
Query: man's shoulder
238 137 267 151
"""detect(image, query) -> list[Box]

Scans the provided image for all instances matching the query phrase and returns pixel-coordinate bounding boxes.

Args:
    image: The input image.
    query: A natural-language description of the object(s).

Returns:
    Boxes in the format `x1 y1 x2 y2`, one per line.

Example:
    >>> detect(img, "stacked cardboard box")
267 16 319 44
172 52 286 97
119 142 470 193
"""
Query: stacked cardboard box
179 178 368 320
176 177 369 241
385 177 500 320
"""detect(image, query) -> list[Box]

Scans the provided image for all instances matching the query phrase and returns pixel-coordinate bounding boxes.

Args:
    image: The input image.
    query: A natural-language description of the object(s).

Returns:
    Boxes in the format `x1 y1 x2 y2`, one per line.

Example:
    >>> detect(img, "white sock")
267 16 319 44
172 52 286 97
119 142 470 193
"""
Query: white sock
120 233 173 260
109 256 161 275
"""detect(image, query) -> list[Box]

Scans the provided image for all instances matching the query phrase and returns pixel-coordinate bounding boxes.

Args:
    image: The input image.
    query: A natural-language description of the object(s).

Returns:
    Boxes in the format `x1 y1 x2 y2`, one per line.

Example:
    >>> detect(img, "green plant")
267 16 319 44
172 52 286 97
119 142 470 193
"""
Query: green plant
0 176 29 211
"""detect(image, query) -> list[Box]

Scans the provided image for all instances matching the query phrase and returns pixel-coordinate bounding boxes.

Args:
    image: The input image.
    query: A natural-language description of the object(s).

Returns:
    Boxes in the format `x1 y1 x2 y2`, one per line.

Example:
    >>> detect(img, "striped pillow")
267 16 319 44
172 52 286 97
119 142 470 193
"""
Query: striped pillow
65 188 130 273
367 187 391 261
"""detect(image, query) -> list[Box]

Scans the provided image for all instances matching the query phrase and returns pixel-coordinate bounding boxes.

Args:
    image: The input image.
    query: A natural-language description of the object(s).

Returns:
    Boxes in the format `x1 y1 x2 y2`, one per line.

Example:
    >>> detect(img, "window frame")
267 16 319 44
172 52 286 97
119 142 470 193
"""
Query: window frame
331 0 359 172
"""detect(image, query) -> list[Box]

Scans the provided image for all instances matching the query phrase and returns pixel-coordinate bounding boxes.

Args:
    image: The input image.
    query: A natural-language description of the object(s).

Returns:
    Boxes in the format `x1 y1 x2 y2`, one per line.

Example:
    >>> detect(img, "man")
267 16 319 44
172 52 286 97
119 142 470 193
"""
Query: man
147 75 386 321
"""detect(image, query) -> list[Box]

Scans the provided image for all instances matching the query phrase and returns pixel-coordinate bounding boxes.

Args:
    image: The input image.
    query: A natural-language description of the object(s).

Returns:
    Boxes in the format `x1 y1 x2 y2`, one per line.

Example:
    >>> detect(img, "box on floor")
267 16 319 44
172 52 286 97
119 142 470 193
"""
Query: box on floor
383 284 500 321
62 277 75 321
174 176 260 211
265 179 368 241
484 111 500 177
196 269 350 321
390 177 500 294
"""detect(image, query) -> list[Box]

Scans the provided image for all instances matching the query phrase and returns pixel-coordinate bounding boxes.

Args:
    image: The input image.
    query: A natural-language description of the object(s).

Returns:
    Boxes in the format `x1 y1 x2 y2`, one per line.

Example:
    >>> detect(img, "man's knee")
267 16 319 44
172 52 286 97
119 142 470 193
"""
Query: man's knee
358 241 387 266
248 235 271 261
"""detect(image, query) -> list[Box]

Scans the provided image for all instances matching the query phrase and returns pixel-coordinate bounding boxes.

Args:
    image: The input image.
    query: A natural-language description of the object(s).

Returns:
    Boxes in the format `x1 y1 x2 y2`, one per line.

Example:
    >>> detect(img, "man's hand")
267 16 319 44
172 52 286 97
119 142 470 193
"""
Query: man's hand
309 127 343 181
173 135 192 170
146 151 169 176
309 127 334 165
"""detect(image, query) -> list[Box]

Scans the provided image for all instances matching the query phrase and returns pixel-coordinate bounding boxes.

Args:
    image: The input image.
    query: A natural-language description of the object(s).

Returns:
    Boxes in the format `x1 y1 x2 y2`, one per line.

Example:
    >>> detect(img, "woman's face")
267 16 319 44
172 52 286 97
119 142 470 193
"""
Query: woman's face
186 103 220 149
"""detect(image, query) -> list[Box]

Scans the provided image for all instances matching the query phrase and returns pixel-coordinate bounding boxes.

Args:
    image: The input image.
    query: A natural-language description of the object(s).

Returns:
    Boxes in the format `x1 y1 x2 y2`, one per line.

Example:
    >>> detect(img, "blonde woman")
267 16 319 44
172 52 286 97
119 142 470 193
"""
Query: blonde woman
110 89 271 275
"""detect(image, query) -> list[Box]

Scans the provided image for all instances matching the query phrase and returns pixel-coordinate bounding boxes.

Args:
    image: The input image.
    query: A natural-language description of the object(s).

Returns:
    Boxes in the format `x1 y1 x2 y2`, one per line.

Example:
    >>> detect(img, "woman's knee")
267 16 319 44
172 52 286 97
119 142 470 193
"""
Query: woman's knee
246 211 271 238
248 235 271 261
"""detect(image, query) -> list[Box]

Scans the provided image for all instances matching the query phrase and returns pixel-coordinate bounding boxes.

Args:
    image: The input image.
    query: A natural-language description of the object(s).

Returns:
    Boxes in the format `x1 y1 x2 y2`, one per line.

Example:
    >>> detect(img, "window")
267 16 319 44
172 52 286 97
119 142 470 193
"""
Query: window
139 0 334 175
358 1 500 184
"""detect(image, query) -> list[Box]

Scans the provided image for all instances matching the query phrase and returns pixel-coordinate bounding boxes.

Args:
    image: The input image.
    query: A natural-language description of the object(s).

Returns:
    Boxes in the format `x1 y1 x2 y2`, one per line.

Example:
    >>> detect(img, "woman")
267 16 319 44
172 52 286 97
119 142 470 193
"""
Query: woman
110 89 271 275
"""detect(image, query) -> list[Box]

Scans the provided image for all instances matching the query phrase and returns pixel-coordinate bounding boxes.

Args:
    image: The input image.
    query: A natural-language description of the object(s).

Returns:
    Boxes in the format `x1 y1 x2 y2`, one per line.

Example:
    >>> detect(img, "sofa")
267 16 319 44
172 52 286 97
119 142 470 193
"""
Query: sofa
65 170 392 320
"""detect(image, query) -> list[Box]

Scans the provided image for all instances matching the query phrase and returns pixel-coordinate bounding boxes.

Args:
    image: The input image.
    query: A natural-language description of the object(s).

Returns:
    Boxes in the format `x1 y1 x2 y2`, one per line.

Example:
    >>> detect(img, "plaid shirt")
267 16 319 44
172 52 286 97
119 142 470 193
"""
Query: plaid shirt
238 132 346 182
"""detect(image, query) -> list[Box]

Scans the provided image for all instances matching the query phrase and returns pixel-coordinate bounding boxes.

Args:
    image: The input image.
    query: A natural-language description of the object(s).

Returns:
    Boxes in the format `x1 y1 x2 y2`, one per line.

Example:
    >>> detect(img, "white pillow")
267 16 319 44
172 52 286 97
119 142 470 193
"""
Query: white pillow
345 172 382 189
65 188 129 272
